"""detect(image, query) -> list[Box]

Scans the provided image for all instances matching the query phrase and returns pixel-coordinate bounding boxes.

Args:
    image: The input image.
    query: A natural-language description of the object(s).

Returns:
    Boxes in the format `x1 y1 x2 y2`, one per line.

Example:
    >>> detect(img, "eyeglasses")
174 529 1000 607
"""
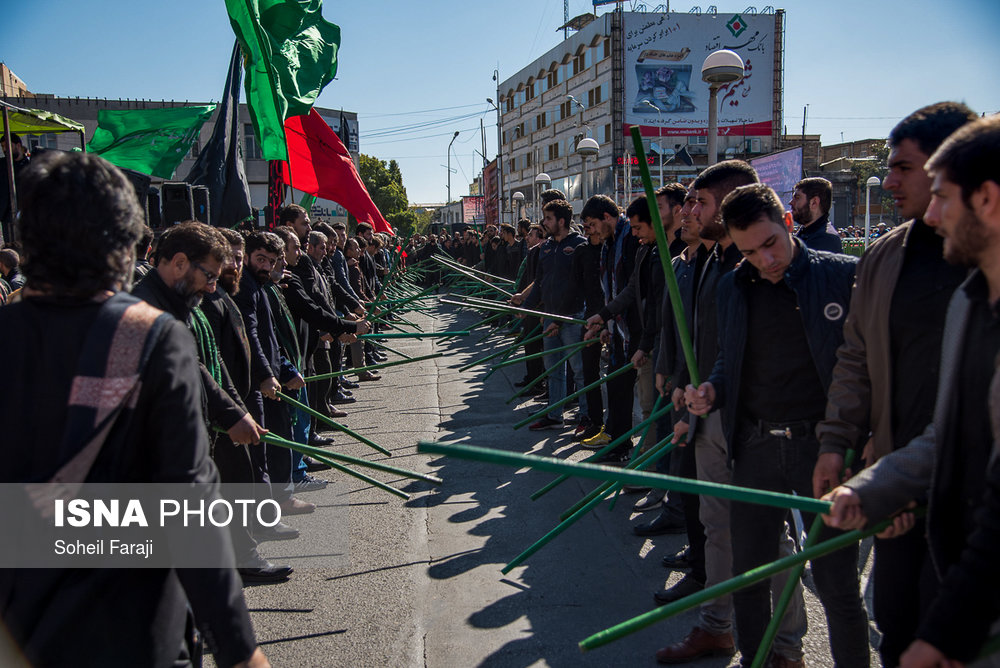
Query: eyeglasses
192 262 219 285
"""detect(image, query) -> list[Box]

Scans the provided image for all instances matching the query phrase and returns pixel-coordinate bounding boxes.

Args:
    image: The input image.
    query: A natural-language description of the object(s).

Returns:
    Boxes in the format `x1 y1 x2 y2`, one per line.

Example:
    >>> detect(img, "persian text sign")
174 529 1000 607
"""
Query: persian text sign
623 12 777 136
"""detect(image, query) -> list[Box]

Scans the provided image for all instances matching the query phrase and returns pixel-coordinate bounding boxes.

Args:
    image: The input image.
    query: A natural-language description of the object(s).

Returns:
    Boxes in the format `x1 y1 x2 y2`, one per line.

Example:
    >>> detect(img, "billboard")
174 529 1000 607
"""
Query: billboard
751 146 803 207
623 12 777 137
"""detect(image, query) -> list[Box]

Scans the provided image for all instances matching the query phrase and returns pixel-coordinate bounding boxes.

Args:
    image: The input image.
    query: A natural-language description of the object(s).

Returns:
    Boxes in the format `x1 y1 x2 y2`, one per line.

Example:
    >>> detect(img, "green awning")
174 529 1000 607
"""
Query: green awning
1 99 85 135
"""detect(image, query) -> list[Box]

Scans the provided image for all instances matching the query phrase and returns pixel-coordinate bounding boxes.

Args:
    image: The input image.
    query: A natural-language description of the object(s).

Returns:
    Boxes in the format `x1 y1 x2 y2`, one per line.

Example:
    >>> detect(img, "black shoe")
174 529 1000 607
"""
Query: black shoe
254 521 300 543
308 434 335 446
304 456 332 472
329 393 356 405
341 380 360 389
593 450 630 467
238 551 293 585
338 389 354 397
633 511 686 536
514 377 530 388
662 546 693 570
531 392 549 403
654 574 705 605
294 475 328 493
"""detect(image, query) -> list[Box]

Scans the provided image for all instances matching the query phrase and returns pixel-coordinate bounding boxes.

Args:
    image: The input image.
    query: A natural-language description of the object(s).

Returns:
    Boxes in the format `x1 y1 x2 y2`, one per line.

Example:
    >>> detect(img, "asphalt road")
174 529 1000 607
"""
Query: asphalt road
226 301 880 668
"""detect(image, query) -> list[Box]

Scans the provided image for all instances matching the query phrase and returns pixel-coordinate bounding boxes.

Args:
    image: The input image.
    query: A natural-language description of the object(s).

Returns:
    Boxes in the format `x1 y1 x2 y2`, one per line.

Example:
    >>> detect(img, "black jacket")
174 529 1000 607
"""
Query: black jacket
524 231 588 316
286 258 356 358
797 214 843 254
232 269 298 388
201 287 253 402
709 238 857 447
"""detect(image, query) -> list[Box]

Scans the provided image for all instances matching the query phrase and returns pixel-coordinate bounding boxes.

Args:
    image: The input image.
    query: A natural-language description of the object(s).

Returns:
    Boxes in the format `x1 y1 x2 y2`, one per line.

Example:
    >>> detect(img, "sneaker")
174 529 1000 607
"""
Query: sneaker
573 424 602 443
356 371 381 381
573 417 593 437
593 450 629 466
294 475 328 493
633 489 664 513
529 417 564 431
581 427 612 449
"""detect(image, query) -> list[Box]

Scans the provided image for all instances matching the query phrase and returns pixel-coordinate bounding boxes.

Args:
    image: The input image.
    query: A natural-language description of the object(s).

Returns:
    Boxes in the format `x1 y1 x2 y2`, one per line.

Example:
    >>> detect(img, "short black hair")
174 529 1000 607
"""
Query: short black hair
580 194 620 221
155 221 229 266
219 228 244 247
356 221 373 236
655 182 687 208
539 189 566 205
17 151 143 295
720 184 785 232
278 203 307 226
332 221 347 232
245 231 284 256
273 226 298 248
542 199 573 229
794 177 832 215
500 223 516 237
692 160 759 203
517 218 531 235
927 114 1000 208
888 101 978 156
625 195 652 224
2 133 22 146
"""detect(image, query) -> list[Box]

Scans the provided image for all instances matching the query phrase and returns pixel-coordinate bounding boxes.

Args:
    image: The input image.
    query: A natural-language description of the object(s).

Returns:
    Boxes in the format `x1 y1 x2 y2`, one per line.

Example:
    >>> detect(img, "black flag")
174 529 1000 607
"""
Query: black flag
186 41 253 228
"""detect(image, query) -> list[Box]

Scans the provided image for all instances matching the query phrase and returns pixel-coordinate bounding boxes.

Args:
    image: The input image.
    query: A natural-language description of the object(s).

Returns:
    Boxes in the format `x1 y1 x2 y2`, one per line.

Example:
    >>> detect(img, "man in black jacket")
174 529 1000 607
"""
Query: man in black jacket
0 151 268 667
790 177 843 253
686 184 867 668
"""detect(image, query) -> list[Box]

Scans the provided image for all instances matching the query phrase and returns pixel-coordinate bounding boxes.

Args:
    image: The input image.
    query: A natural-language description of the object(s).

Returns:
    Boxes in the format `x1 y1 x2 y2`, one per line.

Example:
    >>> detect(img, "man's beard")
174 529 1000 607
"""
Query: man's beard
255 268 272 284
944 208 993 268
172 277 204 309
699 214 726 242
791 205 809 226
219 267 240 295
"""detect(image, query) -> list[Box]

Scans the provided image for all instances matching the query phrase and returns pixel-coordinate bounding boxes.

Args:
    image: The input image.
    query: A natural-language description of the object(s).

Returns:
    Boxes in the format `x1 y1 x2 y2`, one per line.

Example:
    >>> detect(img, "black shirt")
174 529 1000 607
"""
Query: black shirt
951 272 1000 545
889 219 969 450
740 274 828 423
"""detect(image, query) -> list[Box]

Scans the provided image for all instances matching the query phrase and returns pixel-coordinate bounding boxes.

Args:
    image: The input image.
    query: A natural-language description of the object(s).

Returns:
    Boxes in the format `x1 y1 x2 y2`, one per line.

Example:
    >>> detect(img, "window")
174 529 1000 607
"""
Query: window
244 123 262 160
525 152 532 168
537 76 549 95
559 100 572 120
526 81 535 101
689 135 707 146
604 123 612 145
573 49 592 76
603 38 611 60
27 133 58 151
536 113 546 130
548 142 560 161
509 157 516 173
588 82 609 107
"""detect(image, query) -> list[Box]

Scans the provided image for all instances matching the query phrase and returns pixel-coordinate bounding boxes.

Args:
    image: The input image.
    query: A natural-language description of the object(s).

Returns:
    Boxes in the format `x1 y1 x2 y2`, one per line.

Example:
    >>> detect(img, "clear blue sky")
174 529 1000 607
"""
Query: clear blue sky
5 0 999 204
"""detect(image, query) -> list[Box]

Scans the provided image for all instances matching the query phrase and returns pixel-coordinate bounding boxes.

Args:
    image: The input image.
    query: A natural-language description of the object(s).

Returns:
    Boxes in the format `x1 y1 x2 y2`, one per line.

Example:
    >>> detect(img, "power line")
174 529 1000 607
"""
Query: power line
358 102 489 118
361 110 488 138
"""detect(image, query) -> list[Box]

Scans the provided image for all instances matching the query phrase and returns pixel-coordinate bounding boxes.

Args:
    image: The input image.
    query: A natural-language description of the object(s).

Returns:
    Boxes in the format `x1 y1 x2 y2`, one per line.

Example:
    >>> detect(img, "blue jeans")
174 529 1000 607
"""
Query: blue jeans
291 386 311 482
542 318 586 422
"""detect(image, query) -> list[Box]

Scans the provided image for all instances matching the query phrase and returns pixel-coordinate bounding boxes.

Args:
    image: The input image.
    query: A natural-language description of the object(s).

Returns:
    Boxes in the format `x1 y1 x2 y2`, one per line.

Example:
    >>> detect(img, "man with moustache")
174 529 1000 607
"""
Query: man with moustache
823 113 1000 668
790 177 843 253
814 101 977 666
654 165 807 666
232 231 306 540
685 183 867 668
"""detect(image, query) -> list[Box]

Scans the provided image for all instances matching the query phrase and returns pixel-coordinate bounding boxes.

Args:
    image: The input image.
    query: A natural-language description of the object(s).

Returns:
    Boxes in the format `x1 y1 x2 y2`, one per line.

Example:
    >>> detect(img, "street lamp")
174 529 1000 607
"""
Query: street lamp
447 130 460 203
701 49 745 165
487 89 502 224
567 94 591 137
642 99 663 187
576 137 600 204
512 191 525 220
534 172 551 222
864 175 881 250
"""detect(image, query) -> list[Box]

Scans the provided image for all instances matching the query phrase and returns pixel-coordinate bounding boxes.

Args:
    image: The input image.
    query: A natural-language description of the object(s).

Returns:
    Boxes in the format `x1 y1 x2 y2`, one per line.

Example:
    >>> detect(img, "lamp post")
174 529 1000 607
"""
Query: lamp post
642 99 663 187
513 191 525 221
864 176 881 251
447 130 460 204
487 87 502 224
576 137 600 205
534 172 551 222
701 49 745 165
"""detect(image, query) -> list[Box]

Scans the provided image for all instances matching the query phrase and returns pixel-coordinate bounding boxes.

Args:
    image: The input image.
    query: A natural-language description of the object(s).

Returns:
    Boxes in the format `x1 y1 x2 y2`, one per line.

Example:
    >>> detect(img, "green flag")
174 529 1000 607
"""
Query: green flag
225 0 341 161
87 106 216 178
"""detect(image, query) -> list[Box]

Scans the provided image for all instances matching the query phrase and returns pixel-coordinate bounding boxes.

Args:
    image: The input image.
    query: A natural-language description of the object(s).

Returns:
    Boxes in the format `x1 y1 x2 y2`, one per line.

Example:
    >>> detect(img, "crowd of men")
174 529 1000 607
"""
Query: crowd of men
448 101 995 668
1 99 997 667
0 145 413 665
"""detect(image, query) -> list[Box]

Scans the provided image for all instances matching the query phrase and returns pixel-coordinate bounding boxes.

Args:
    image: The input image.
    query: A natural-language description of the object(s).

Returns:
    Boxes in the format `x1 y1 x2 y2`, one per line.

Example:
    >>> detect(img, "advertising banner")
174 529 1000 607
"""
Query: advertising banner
623 11 776 137
751 146 803 207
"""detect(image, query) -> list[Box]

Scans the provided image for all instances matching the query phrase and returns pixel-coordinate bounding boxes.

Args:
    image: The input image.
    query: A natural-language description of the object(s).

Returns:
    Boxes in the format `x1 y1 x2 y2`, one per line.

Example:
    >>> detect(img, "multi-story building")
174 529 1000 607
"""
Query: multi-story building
1 88 359 227
497 8 785 221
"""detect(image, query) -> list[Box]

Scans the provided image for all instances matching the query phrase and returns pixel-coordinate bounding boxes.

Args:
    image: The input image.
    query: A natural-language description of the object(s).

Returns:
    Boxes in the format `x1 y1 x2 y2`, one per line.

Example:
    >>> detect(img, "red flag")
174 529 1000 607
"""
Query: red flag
282 109 392 233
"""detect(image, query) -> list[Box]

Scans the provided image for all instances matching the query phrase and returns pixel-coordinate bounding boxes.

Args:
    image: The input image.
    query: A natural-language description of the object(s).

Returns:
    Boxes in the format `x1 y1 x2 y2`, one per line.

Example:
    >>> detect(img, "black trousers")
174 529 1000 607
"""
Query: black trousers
604 335 636 442
731 422 869 667
873 520 938 667
580 340 604 427
310 347 332 431
669 423 706 583
261 396 293 502
211 433 259 559
522 316 545 384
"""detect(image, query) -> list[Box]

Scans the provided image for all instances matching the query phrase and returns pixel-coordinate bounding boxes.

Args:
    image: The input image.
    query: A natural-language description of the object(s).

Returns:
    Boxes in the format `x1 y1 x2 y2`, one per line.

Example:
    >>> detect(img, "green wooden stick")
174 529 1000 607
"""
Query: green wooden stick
415 441 832 515
530 401 675 499
502 432 681 574
275 390 392 457
431 256 514 297
368 339 412 360
483 324 544 379
439 297 588 326
303 352 444 382
630 126 699 386
560 431 679 521
492 337 595 372
504 345 581 405
461 329 547 372
750 449 857 668
466 311 507 332
270 431 443 485
514 362 636 430
433 254 516 285
578 512 911 652
358 331 469 339
214 429 409 500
